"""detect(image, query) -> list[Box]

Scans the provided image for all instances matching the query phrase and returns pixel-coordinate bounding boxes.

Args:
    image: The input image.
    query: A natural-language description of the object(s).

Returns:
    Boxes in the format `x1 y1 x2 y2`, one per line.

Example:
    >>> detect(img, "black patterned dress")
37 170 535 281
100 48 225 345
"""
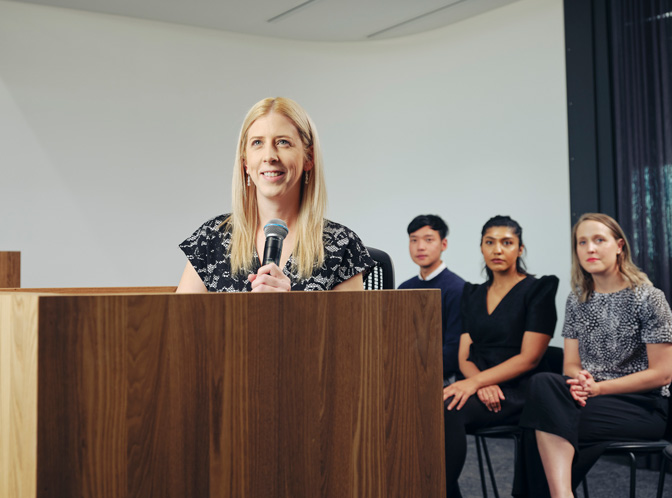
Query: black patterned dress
179 214 374 292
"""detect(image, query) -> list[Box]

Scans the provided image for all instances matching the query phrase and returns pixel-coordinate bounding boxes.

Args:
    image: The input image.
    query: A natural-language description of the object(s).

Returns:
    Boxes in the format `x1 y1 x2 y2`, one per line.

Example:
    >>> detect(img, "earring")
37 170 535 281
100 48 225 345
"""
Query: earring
247 174 250 186
304 171 310 184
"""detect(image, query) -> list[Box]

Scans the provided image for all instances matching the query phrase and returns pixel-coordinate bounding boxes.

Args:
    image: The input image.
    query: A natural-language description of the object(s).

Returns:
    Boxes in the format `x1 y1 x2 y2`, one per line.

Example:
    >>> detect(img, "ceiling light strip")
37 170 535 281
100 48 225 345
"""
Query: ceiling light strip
367 0 469 39
267 0 321 23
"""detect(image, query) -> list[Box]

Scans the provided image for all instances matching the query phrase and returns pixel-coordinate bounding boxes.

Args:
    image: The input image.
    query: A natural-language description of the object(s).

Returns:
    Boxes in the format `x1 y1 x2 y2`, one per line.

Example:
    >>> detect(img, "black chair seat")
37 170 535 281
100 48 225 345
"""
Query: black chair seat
472 425 521 438
603 439 669 453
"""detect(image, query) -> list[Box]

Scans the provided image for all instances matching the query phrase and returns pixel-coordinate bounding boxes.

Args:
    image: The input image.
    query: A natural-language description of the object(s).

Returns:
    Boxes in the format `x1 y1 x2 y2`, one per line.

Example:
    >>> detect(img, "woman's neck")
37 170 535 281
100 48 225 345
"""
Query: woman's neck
490 268 526 289
592 270 627 294
256 196 300 231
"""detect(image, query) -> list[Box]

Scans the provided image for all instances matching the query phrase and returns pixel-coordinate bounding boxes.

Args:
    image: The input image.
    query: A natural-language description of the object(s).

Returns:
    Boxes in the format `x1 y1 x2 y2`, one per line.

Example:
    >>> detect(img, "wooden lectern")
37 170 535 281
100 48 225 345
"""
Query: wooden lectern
1 290 445 497
0 252 20 288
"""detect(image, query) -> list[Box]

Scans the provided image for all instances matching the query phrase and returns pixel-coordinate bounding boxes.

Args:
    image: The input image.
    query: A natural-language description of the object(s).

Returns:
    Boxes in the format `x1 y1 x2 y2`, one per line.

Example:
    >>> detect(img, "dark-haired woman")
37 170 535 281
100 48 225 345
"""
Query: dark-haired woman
443 215 559 497
514 213 672 498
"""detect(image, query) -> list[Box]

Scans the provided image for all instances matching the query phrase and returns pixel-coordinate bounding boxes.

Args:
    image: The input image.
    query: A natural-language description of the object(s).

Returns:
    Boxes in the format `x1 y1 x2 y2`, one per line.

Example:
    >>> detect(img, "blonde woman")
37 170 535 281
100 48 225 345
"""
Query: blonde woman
514 213 672 498
176 97 373 293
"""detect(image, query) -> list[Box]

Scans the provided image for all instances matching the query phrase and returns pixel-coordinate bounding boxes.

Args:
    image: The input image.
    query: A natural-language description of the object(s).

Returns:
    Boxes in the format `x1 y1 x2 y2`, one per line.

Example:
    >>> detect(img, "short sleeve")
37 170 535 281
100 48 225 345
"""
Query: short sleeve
459 282 477 335
640 286 672 344
561 292 580 339
333 229 375 285
524 275 559 336
178 215 228 288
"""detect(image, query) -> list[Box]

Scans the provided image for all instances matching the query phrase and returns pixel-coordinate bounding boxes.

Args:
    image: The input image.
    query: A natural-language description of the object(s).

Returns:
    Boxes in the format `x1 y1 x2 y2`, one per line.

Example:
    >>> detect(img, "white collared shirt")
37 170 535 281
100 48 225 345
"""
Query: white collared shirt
419 262 446 281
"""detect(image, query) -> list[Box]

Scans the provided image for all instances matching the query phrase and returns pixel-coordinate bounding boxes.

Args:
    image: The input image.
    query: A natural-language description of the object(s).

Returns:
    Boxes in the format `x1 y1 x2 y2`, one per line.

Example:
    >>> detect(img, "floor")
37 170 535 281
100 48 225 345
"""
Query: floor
457 436 670 497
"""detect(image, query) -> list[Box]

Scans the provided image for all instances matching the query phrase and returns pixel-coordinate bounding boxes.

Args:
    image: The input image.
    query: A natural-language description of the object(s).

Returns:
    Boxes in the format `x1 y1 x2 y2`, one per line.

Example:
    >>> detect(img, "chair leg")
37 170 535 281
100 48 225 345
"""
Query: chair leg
481 438 500 498
657 456 667 498
627 452 636 498
581 477 589 498
474 436 489 498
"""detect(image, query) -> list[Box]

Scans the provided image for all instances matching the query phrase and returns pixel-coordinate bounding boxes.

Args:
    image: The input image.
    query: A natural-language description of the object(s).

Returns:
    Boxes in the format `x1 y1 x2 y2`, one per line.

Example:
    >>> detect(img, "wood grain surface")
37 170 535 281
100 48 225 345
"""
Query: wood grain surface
2 290 445 497
0 293 39 498
0 252 20 288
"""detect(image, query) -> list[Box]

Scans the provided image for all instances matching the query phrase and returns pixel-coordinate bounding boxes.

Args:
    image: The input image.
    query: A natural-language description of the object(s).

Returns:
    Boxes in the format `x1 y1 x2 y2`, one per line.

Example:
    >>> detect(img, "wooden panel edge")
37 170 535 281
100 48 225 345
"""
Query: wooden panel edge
0 293 39 498
0 286 177 294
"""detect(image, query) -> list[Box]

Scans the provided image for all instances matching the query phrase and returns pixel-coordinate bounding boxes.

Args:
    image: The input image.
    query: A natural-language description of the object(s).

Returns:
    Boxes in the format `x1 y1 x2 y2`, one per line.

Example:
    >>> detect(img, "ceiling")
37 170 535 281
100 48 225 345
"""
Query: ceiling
9 0 521 41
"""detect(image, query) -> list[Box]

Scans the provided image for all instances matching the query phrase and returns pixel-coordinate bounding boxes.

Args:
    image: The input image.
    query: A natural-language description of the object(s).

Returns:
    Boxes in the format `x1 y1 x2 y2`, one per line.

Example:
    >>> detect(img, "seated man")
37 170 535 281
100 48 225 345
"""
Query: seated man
398 215 465 385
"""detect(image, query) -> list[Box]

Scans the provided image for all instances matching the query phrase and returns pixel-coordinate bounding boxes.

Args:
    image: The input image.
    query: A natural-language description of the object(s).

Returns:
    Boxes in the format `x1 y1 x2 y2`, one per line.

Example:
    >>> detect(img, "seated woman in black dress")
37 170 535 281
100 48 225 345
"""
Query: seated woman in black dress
176 97 373 293
442 215 559 497
514 213 672 498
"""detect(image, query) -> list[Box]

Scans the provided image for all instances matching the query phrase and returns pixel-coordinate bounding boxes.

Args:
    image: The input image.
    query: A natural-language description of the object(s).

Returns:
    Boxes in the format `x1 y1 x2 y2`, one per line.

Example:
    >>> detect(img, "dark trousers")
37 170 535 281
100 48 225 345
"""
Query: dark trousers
513 372 668 497
444 385 526 498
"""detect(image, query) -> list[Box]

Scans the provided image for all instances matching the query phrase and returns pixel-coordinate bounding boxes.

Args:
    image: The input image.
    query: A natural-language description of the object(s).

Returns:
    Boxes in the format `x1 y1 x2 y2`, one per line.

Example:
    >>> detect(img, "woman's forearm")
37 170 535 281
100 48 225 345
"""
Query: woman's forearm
459 360 481 379
469 353 540 389
597 368 671 396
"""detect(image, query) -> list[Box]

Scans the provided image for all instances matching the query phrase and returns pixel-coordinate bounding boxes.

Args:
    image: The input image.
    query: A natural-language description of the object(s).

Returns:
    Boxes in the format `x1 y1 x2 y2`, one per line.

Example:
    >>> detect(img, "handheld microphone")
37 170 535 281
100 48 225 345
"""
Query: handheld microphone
262 219 289 266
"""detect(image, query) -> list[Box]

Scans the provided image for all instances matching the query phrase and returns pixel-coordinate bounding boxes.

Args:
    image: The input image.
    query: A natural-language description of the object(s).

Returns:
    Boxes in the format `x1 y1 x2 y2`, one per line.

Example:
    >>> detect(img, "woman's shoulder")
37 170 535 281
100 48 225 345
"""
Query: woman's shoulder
322 219 369 249
197 214 230 231
522 274 559 302
524 274 559 290
323 219 356 239
461 281 486 300
633 283 662 298
632 284 671 309
180 214 230 247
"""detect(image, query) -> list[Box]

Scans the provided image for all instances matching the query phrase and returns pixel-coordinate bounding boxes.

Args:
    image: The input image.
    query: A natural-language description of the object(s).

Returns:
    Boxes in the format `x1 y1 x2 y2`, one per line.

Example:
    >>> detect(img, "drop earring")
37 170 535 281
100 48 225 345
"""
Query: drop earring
304 171 310 184
247 174 250 186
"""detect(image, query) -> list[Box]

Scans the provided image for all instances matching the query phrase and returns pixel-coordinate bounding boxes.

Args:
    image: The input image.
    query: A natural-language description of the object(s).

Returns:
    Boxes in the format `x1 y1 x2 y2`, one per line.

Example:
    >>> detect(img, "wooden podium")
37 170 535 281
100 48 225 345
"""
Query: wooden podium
1 290 445 497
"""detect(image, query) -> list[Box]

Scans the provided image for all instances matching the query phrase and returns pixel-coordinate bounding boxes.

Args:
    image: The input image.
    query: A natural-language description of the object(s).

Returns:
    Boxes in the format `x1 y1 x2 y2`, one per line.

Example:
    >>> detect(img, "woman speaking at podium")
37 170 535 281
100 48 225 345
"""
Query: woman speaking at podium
176 97 373 293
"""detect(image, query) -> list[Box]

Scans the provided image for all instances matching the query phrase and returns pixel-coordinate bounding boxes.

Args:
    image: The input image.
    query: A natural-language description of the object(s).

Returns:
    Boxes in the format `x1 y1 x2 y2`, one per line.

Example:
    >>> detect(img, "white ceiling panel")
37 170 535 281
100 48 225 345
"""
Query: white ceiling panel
8 0 522 41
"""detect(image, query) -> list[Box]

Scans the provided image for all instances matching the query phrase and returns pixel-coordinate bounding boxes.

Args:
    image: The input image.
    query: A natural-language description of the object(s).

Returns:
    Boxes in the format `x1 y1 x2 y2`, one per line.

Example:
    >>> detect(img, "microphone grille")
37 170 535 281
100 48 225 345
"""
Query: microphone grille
263 219 289 240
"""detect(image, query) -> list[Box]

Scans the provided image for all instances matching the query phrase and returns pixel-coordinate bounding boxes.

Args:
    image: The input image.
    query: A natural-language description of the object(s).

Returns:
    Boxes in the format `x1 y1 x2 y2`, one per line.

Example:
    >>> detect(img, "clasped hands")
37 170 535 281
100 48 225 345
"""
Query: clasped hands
248 263 291 292
566 370 600 407
443 379 505 413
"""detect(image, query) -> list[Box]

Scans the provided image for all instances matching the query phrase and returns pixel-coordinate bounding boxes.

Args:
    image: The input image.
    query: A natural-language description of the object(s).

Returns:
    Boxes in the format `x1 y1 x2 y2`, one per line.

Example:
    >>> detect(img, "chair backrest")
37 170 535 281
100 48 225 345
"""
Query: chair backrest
543 345 564 375
363 247 395 290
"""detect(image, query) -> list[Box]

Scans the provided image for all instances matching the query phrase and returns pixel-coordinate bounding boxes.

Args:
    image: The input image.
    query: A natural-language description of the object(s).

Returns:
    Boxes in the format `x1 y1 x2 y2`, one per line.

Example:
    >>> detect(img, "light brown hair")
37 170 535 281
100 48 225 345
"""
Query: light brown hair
571 213 651 302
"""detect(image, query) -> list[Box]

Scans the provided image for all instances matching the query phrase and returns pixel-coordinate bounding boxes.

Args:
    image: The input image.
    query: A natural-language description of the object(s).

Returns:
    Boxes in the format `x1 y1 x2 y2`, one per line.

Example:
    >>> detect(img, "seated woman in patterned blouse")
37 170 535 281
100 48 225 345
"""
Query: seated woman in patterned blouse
176 97 373 293
514 213 672 498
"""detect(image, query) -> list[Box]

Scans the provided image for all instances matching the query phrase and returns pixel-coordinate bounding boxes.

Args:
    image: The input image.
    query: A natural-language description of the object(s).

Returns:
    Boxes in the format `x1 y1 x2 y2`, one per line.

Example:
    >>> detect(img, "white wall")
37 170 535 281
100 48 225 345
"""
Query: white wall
0 0 571 341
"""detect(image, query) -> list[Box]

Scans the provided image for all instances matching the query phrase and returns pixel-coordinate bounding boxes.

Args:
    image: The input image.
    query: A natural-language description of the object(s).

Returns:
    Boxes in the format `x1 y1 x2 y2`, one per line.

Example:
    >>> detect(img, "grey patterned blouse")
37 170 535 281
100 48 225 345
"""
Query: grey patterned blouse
179 214 374 292
562 285 672 396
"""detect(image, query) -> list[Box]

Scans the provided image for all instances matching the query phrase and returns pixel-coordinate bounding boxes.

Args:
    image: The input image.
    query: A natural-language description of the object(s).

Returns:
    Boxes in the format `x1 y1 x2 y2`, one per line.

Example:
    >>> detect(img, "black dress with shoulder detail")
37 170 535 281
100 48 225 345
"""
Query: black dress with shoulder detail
444 275 559 498
460 275 560 386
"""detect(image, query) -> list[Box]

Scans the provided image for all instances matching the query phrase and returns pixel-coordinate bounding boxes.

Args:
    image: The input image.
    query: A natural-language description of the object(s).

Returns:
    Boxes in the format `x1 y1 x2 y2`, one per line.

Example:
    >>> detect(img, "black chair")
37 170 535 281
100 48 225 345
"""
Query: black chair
470 345 565 498
363 247 395 290
581 395 672 498
472 424 521 498
657 444 672 498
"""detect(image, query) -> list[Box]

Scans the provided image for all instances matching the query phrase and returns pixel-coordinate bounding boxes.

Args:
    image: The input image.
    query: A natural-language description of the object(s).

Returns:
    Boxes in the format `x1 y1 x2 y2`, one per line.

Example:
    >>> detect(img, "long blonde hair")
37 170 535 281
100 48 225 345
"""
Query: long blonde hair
226 97 327 279
571 213 651 302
